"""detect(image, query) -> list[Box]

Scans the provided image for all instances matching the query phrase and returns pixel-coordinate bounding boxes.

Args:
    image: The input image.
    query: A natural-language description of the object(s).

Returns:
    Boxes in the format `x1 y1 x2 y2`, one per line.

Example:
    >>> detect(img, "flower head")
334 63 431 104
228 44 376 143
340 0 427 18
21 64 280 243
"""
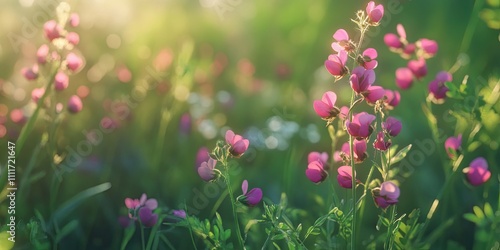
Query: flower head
67 95 83 113
313 91 340 120
337 166 358 189
139 207 158 227
384 90 401 109
373 131 391 151
37 44 49 64
66 53 83 72
373 181 400 209
67 32 80 46
225 130 250 157
364 86 385 104
417 38 438 58
382 117 402 137
308 151 329 166
366 1 384 24
444 134 462 159
407 58 427 79
196 147 210 169
69 13 80 27
463 157 491 186
306 160 328 183
43 20 62 41
331 29 354 52
31 88 45 103
237 180 263 207
54 72 69 91
350 67 376 94
197 158 218 182
325 50 348 78
395 67 413 89
428 71 452 104
346 112 376 139
360 48 378 70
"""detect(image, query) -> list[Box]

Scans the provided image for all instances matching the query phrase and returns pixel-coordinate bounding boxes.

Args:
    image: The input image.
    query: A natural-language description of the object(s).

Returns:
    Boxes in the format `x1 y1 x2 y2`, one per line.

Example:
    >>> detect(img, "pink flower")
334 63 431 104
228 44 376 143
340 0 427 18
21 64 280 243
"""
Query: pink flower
384 33 402 49
350 66 376 94
373 181 400 209
43 20 62 41
54 72 69 91
346 112 376 139
360 48 378 69
225 130 250 157
237 180 263 207
179 113 191 135
366 1 384 24
418 38 438 58
325 50 348 78
10 109 27 124
67 95 83 113
339 106 349 120
463 157 491 186
384 90 401 109
67 32 80 46
139 207 158 227
172 210 186 219
337 166 358 189
364 86 385 104
331 29 354 52
31 88 45 103
444 134 462 159
373 131 391 151
428 71 452 104
66 53 83 72
196 147 210 169
313 91 341 120
21 65 39 81
125 193 158 210
407 58 427 79
69 13 80 27
382 117 402 137
197 158 218 182
395 67 413 89
308 151 329 166
338 141 367 163
306 160 328 183
37 44 49 64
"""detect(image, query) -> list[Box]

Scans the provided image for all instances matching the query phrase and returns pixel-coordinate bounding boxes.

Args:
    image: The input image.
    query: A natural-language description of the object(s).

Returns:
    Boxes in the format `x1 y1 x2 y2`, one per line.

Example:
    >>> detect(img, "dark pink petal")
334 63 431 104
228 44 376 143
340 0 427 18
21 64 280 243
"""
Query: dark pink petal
198 165 215 181
383 117 402 137
407 58 427 79
353 139 367 162
384 33 402 48
337 166 354 188
225 130 235 145
333 29 349 42
365 86 385 103
396 24 406 39
242 180 249 195
373 131 391 151
145 199 158 210
384 90 401 108
445 135 462 158
139 207 158 227
306 160 327 183
54 72 69 91
380 181 400 200
67 32 80 46
232 139 249 156
246 188 263 206
66 53 83 72
350 74 361 93
196 147 210 169
395 67 413 89
466 166 491 186
67 95 83 113
470 157 488 170
43 20 62 41
435 71 452 82
313 100 331 118
419 38 438 56
125 198 137 209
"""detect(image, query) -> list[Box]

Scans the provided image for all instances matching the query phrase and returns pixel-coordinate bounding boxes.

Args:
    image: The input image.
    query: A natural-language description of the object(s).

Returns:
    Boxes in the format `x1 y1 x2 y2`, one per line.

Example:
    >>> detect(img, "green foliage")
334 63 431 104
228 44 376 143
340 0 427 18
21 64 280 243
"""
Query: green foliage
174 212 233 249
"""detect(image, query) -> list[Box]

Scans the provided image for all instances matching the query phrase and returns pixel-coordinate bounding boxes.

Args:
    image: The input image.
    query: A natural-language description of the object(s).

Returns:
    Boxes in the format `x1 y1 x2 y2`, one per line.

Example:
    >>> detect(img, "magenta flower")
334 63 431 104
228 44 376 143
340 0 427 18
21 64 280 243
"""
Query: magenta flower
325 50 348 78
360 48 378 70
337 166 358 189
237 180 263 207
428 71 452 104
54 72 69 91
339 106 349 120
331 29 354 52
395 67 413 89
384 90 401 109
382 117 402 137
346 112 376 139
373 181 400 209
444 134 462 159
384 33 402 49
196 147 210 169
139 207 158 227
407 58 427 79
364 86 385 104
21 65 39 81
31 88 45 103
308 151 328 166
373 132 391 151
197 158 218 182
350 66 376 94
37 44 49 64
306 160 328 183
313 91 341 120
67 32 80 46
66 53 83 72
125 193 158 211
69 13 80 27
67 95 83 113
418 38 438 58
172 210 187 219
340 140 368 163
43 20 62 41
463 157 491 186
366 1 384 24
225 130 250 157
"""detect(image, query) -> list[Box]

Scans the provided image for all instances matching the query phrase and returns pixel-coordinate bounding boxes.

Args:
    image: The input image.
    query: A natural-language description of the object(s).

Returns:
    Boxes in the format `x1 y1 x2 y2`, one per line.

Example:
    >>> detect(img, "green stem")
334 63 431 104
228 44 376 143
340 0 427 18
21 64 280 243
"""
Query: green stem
356 165 375 232
385 205 397 250
140 224 146 250
223 164 245 249
459 0 486 53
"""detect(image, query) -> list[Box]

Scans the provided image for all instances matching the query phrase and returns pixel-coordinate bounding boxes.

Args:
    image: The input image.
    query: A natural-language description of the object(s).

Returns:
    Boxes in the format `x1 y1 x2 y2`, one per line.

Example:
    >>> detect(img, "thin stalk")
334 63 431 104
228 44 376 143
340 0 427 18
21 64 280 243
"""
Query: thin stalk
356 165 375 231
223 164 245 249
385 205 397 250
140 224 146 250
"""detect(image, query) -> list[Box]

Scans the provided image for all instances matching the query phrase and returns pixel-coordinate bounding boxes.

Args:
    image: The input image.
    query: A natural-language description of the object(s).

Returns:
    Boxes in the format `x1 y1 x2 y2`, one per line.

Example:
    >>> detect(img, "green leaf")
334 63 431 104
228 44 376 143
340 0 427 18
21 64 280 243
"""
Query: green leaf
473 206 485 219
463 213 480 224
213 225 220 240
55 220 79 244
223 229 231 241
52 182 111 223
272 242 282 250
483 203 494 219
272 233 286 240
296 223 302 235
390 144 412 165
120 223 136 250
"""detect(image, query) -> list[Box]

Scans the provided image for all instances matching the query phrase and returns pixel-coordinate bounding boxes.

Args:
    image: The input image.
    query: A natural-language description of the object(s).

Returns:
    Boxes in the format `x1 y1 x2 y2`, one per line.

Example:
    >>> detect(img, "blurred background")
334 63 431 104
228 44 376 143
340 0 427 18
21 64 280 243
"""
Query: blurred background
0 0 499 248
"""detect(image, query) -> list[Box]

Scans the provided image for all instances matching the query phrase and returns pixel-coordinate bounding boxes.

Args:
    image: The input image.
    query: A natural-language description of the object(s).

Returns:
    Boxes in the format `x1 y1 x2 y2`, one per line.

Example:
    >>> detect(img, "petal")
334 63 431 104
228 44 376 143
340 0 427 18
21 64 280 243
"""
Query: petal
396 24 406 39
306 168 327 183
470 157 488 170
380 181 400 199
366 1 375 13
365 69 376 86
363 48 378 60
145 199 158 210
333 29 349 41
232 139 249 155
242 180 248 195
384 33 402 48
198 165 215 181
322 91 337 107
350 74 360 93
207 158 217 169
313 100 332 118
246 188 263 206
364 60 378 70
325 59 342 76
338 50 348 65
140 194 147 205
125 198 135 209
365 86 385 103
225 130 235 145
331 42 343 53
308 152 321 164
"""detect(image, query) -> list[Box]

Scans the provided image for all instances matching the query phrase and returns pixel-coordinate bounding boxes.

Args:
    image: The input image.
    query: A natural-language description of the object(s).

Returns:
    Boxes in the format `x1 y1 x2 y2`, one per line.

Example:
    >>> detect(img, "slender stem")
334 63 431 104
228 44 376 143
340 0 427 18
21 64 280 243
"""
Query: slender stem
385 205 397 250
140 224 146 250
223 164 245 249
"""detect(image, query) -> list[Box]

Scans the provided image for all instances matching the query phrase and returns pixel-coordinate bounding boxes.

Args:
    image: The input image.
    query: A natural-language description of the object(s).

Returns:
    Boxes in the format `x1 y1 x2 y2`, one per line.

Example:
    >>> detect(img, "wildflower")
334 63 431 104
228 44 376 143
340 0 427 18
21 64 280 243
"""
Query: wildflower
428 71 452 104
69 13 80 27
31 88 45 103
350 67 375 94
125 193 158 211
373 131 391 151
66 53 83 72
139 207 158 227
67 32 80 46
444 134 462 159
306 160 328 183
37 44 49 64
337 166 358 189
196 147 210 169
395 67 413 89
325 50 348 78
407 58 427 79
384 89 401 109
10 109 27 124
54 72 69 91
225 130 249 157
346 112 376 139
382 117 402 137
197 158 218 182
364 86 385 104
331 29 354 52
21 65 39 81
313 91 341 120
43 20 62 41
308 151 329 166
417 38 438 58
366 1 384 24
360 48 378 70
463 157 491 186
384 24 407 50
67 95 83 113
172 210 187 219
339 106 349 120
237 180 263 207
339 140 368 164
373 181 400 209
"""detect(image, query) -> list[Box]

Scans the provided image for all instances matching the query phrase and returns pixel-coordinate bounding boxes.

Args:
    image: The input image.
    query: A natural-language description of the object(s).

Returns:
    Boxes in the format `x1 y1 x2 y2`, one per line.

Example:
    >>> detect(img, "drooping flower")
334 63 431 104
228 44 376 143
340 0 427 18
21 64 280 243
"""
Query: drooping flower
66 53 83 72
417 38 438 58
384 24 407 50
363 86 385 104
373 131 391 151
407 58 427 79
366 1 384 24
237 180 263 207
331 29 354 52
225 130 250 157
337 166 358 189
43 20 62 41
197 158 218 182
139 207 158 227
67 95 83 113
54 72 69 91
325 50 348 78
384 89 401 109
21 65 39 81
306 160 328 183
339 140 368 164
350 67 376 94
346 112 376 139
313 91 341 120
172 210 187 219
463 157 491 186
444 134 462 159
395 67 413 89
373 181 400 209
360 48 378 70
428 71 452 104
382 117 402 137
